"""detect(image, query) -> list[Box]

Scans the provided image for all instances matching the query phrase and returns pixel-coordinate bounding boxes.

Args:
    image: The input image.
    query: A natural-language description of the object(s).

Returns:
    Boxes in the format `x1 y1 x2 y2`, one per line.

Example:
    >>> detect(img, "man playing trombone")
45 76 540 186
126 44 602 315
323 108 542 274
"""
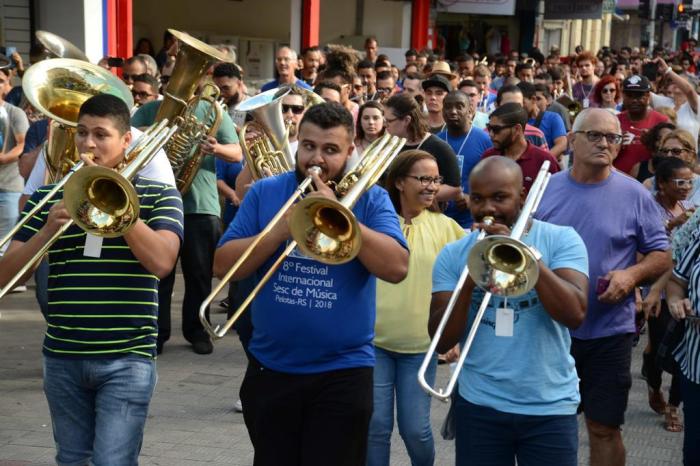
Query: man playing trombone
214 102 408 466
0 94 183 465
429 156 589 466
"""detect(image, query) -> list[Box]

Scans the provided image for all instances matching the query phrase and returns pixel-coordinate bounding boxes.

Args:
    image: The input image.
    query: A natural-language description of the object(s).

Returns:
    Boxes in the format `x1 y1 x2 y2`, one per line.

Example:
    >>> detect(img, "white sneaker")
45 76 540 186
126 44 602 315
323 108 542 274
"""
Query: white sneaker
234 399 243 412
9 285 27 293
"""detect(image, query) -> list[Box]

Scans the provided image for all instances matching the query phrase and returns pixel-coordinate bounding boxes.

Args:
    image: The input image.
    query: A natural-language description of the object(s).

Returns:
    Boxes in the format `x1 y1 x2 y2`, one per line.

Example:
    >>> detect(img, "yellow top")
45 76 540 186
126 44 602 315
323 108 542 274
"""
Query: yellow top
375 210 465 353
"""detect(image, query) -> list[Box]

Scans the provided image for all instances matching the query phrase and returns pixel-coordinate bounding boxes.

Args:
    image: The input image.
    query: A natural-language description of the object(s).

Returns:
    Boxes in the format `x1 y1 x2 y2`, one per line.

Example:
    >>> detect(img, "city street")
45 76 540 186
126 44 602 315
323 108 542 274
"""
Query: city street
0 272 684 466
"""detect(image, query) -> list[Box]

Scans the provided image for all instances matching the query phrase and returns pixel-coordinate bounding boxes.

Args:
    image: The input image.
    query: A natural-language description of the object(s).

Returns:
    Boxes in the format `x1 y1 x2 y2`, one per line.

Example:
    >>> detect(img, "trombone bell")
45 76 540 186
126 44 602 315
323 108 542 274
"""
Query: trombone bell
467 236 540 297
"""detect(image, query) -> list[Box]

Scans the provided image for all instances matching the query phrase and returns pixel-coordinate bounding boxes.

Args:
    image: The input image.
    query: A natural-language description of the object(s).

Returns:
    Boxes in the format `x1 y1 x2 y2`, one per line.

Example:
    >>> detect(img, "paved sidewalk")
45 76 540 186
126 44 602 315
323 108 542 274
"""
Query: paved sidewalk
0 273 684 465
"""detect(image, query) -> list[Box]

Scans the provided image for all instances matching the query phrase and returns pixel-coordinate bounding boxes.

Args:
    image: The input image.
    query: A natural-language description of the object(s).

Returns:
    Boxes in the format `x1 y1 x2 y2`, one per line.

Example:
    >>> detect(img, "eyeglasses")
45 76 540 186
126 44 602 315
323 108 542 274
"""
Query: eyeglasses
384 116 402 124
574 130 623 145
406 175 444 186
658 147 689 156
601 87 616 94
486 123 515 134
131 90 155 99
376 87 393 94
672 178 694 188
122 73 134 81
282 104 305 115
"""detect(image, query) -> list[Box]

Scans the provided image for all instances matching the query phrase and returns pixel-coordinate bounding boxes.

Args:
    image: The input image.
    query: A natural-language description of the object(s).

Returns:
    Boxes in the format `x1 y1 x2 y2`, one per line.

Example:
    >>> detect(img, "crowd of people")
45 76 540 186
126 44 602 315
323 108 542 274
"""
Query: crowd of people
0 29 700 466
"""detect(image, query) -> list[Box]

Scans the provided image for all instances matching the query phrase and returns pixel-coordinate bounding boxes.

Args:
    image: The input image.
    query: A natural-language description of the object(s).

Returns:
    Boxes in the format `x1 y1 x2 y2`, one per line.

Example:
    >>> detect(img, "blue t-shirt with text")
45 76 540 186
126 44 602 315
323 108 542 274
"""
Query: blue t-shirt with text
219 171 407 373
432 220 588 415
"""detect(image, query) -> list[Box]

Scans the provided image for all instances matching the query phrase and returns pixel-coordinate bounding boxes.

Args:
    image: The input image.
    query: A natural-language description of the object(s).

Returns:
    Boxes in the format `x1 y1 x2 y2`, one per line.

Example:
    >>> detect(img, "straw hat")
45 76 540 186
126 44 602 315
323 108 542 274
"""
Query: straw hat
429 60 457 80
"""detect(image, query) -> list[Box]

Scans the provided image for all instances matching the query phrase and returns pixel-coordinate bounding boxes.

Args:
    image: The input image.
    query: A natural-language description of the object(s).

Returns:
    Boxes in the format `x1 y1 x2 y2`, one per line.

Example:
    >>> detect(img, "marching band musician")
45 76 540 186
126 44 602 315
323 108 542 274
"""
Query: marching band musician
214 102 408 466
132 92 241 355
0 94 184 465
429 156 589 466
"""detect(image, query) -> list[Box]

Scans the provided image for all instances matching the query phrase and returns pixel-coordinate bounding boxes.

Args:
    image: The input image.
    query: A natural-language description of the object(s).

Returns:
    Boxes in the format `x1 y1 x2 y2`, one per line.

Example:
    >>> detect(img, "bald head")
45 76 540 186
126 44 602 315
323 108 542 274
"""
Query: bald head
470 156 523 190
572 108 621 133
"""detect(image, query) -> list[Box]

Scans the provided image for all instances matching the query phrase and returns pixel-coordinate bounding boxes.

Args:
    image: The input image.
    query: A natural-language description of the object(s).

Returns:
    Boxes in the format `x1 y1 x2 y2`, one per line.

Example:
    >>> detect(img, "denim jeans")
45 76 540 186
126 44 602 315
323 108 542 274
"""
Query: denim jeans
454 395 578 466
0 191 20 255
43 355 157 466
681 372 700 465
367 348 437 466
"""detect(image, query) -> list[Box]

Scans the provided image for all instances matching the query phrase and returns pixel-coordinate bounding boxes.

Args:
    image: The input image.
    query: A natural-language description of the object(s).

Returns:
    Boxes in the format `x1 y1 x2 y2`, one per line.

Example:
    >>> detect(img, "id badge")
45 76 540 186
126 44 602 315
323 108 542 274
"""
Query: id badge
495 307 514 337
83 234 103 258
583 98 590 108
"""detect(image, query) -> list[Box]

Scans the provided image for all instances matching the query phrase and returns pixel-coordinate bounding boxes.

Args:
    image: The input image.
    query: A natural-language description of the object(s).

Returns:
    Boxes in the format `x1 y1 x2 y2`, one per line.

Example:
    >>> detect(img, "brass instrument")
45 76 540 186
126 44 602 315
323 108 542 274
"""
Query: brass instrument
417 161 552 401
199 133 406 340
237 87 325 180
153 29 231 194
22 58 134 182
0 120 177 300
35 30 90 61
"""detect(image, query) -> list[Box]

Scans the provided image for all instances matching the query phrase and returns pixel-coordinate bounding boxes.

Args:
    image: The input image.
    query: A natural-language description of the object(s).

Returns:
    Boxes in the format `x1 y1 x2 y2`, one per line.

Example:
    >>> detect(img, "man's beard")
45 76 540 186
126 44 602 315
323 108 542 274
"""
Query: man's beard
294 160 348 188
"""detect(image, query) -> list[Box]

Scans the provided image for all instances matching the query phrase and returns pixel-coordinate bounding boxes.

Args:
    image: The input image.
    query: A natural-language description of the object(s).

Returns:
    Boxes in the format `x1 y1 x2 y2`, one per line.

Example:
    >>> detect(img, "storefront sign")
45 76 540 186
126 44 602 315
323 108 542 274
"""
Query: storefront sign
544 0 604 19
438 0 516 16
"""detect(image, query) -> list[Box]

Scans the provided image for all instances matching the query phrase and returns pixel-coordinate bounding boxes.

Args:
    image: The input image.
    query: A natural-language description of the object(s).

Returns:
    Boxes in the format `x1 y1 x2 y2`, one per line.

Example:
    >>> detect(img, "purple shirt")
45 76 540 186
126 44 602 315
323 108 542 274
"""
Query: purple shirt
535 169 669 339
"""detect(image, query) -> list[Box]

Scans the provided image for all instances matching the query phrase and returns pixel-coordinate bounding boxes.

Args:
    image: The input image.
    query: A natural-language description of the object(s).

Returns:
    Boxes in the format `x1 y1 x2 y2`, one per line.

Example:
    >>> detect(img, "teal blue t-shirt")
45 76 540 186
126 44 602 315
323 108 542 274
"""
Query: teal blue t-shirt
432 219 588 415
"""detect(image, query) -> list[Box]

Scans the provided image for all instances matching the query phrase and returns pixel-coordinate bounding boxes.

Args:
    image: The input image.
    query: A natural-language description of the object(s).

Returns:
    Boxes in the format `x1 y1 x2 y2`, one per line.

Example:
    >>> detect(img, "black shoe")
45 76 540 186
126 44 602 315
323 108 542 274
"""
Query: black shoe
192 339 213 355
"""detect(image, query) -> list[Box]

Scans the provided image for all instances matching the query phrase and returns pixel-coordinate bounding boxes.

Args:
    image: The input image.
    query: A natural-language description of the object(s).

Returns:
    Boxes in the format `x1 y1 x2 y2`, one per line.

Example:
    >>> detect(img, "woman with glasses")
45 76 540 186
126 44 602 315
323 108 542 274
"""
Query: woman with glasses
642 129 700 206
384 93 462 203
591 75 622 113
641 157 695 434
367 150 465 466
639 122 677 183
355 101 385 154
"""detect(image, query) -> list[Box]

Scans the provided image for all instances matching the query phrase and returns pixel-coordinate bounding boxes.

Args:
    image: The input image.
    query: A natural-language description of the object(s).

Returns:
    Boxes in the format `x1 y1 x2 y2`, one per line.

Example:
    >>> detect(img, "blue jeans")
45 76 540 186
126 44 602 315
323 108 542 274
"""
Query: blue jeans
367 348 436 466
43 355 157 466
681 371 700 465
455 395 578 466
0 191 20 255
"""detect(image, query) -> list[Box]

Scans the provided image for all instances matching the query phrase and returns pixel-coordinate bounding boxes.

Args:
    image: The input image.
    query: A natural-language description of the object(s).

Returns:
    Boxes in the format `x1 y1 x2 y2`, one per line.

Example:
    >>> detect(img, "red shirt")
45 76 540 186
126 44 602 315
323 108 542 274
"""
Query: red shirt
481 142 560 193
615 110 669 175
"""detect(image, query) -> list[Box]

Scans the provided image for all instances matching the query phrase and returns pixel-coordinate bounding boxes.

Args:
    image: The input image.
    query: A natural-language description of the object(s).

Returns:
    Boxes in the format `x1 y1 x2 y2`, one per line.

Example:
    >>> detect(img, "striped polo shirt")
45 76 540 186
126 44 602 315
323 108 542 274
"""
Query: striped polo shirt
672 232 700 384
13 176 184 359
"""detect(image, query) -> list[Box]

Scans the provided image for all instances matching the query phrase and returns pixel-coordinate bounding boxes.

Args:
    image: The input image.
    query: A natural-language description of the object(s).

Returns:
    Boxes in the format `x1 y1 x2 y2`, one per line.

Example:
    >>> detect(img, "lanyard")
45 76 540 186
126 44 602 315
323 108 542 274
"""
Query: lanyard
443 125 473 155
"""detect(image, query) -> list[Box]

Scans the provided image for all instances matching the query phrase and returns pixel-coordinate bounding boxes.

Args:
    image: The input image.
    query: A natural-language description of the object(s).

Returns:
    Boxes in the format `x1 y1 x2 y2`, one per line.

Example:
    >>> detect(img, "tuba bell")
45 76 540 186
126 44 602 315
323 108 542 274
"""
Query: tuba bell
35 30 90 61
153 29 231 193
22 58 134 182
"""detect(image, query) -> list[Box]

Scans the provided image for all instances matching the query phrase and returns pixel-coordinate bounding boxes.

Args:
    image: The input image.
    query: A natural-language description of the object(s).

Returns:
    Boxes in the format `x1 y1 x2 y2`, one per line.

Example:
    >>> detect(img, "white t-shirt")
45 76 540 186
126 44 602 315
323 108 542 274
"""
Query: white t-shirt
650 93 700 140
24 126 176 195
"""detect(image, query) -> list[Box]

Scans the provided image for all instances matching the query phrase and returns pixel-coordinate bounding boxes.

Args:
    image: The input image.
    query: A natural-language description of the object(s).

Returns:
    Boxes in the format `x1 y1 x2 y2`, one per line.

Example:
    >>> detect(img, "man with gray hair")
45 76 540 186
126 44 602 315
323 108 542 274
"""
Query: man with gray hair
260 46 313 93
536 108 671 466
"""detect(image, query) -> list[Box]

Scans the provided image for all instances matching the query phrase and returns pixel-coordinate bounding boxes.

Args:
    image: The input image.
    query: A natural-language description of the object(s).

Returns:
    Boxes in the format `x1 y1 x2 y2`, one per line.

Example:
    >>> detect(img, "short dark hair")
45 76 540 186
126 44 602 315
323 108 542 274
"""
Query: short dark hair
302 46 320 56
515 63 533 75
212 62 241 80
78 94 131 135
535 72 552 84
376 70 393 81
357 60 375 70
385 150 439 213
456 54 473 63
496 84 522 105
549 68 563 81
516 81 536 99
490 102 528 130
405 48 418 57
132 73 160 94
404 72 424 81
534 83 551 99
314 80 342 95
655 156 691 184
299 102 354 141
323 67 353 84
458 79 478 89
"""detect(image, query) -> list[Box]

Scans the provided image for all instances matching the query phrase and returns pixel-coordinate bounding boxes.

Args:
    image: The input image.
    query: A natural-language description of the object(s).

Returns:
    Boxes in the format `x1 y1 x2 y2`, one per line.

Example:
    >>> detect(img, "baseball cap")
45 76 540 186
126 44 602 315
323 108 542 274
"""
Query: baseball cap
622 74 651 93
421 74 453 93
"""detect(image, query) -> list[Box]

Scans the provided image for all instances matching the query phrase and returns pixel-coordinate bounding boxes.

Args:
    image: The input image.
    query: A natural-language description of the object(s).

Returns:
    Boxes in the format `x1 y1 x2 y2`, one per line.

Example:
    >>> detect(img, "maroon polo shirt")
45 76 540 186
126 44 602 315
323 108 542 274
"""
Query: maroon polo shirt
481 142 560 193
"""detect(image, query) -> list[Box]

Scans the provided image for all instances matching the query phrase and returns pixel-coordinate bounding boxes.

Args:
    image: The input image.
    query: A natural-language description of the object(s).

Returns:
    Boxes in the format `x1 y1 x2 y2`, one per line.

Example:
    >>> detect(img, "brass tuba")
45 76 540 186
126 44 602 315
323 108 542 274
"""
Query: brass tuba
35 30 90 61
22 58 134 182
237 86 325 180
154 29 231 193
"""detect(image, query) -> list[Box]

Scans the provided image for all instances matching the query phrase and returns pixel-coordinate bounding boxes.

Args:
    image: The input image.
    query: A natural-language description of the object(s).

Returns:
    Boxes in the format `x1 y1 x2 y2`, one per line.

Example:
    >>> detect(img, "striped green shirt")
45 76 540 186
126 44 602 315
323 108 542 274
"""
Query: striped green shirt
14 177 184 359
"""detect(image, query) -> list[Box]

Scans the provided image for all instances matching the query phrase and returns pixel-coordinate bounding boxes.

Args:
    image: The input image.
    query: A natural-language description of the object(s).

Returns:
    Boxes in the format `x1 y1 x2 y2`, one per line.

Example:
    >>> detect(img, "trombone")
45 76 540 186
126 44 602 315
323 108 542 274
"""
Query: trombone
0 120 177 300
199 133 405 340
417 161 552 402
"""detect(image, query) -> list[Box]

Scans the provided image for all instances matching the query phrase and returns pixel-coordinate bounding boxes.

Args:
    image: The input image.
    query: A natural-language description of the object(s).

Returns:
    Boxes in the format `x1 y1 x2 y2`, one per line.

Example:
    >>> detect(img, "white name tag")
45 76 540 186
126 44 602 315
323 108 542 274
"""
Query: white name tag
583 98 590 108
495 307 514 337
83 234 103 258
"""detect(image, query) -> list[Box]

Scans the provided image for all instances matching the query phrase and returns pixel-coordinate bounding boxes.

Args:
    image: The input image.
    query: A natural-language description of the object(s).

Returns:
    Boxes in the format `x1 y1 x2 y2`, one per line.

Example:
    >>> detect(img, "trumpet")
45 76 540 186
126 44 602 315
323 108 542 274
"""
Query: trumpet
0 120 177 300
199 133 405 340
417 161 552 401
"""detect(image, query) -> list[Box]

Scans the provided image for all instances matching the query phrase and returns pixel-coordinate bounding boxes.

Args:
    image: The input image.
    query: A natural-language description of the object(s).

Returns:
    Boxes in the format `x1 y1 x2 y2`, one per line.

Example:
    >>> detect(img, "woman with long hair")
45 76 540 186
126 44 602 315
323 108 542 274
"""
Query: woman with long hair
355 101 385 154
368 150 465 466
639 122 677 184
591 75 621 112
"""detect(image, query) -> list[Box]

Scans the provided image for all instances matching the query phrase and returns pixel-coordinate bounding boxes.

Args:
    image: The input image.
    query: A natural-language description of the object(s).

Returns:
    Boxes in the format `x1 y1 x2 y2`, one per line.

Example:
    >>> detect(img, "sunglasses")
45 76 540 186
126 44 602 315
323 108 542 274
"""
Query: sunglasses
282 104 305 115
122 73 135 81
406 175 444 187
658 147 689 156
131 90 154 99
672 178 694 188
486 123 515 134
601 87 616 94
574 130 623 145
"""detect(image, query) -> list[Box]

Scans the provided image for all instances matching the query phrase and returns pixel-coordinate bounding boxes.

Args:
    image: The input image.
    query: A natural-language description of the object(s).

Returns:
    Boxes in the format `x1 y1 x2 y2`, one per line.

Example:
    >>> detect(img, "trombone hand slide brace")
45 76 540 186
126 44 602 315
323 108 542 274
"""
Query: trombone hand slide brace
417 161 552 402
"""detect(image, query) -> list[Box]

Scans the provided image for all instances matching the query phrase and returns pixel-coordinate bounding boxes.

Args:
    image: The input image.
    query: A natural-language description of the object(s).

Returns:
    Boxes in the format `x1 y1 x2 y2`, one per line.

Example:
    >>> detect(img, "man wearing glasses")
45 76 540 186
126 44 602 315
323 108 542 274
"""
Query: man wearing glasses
130 74 160 111
481 103 559 193
277 86 307 155
615 75 669 179
537 108 671 466
260 47 312 93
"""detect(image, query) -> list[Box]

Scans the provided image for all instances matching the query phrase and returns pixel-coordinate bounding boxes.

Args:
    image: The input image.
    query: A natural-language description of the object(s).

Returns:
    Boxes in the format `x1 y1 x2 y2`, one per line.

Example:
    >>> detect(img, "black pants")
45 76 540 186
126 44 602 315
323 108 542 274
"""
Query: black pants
157 266 177 347
646 300 682 406
180 214 221 343
228 274 255 358
240 357 373 466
